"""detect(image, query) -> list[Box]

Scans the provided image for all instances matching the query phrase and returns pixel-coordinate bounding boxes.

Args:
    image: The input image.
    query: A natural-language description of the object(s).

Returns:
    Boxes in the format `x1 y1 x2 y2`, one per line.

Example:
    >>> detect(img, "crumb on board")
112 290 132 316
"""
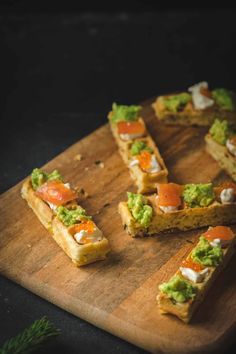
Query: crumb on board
103 203 110 208
94 160 104 168
77 187 89 199
84 167 89 171
74 154 83 161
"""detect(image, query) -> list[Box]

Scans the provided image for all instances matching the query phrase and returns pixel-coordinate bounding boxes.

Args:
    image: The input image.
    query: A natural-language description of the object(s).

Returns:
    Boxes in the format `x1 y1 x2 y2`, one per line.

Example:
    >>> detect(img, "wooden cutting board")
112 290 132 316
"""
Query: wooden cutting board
1 100 236 354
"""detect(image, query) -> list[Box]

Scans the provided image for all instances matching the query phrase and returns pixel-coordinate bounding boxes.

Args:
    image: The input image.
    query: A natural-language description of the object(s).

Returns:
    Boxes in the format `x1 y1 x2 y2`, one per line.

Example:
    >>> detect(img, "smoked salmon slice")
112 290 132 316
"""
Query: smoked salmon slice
203 226 234 241
157 183 182 207
117 121 145 135
35 180 78 206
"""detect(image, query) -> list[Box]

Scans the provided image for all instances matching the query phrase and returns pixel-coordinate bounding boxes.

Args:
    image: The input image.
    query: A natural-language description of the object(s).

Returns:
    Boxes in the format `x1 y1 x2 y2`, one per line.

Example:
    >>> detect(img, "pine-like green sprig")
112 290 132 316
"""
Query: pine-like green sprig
0 316 60 354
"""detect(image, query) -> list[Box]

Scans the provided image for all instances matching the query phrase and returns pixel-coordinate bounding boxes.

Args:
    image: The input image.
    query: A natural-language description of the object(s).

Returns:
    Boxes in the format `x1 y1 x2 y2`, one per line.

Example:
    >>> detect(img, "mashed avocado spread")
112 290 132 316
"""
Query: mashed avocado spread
191 236 223 267
31 168 62 190
182 183 215 208
212 88 234 111
162 93 191 113
159 275 197 303
130 141 153 156
209 119 233 145
111 103 141 123
56 206 91 227
127 192 153 228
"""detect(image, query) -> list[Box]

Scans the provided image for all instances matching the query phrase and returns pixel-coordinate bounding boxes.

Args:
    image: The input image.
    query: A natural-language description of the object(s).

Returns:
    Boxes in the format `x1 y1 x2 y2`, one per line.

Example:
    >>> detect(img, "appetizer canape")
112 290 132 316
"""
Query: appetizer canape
157 226 235 323
108 103 168 193
118 182 236 237
21 168 110 266
152 82 236 126
205 119 236 181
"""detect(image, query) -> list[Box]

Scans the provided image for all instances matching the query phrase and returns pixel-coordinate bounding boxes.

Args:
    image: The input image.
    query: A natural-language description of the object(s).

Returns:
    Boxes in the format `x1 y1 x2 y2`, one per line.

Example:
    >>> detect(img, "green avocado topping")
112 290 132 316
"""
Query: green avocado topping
191 236 223 267
209 119 233 145
182 183 215 208
212 88 234 111
159 275 197 303
130 141 153 156
162 93 191 113
127 192 153 228
31 168 62 190
110 103 141 123
56 206 91 227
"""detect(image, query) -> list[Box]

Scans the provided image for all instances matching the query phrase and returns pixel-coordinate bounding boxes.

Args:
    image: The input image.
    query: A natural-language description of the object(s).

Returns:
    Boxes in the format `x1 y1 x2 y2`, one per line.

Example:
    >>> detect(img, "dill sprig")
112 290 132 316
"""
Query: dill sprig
0 316 60 354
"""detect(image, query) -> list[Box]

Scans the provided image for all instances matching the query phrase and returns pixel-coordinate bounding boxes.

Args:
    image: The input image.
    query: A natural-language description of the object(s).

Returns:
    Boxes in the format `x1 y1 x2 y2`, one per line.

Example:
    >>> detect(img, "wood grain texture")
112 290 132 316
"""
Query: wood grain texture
0 100 236 354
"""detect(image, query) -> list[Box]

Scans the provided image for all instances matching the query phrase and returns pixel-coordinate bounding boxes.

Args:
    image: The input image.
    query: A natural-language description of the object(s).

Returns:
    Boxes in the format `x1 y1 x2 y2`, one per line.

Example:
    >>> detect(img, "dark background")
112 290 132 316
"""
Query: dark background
1 2 236 353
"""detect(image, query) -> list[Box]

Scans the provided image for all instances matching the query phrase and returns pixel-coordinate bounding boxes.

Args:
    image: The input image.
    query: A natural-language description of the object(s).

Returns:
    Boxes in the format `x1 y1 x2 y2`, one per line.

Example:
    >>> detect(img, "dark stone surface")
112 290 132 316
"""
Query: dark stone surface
0 10 236 354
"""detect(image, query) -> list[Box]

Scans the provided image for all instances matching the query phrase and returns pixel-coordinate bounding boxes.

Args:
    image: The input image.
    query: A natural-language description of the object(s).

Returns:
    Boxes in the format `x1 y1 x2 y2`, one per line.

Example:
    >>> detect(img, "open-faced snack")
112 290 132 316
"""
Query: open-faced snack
205 119 236 181
118 182 236 237
157 225 235 322
21 168 110 266
152 82 236 126
108 103 168 193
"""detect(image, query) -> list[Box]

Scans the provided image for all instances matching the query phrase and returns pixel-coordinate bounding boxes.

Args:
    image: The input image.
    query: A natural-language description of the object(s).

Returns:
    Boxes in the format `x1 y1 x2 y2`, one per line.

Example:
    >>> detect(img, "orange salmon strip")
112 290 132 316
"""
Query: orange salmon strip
117 121 145 135
35 180 78 206
203 226 234 241
157 183 182 207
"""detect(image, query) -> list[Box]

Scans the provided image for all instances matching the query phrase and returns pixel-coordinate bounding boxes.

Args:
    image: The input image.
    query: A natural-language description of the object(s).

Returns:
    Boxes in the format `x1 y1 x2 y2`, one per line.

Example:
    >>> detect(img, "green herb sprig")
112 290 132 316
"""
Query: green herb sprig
0 317 60 354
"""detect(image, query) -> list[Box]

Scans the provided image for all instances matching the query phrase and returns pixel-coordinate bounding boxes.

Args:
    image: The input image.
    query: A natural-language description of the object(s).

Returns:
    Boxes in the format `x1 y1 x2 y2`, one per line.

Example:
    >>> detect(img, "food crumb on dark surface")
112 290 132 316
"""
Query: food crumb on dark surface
77 187 89 198
95 160 105 168
74 154 83 161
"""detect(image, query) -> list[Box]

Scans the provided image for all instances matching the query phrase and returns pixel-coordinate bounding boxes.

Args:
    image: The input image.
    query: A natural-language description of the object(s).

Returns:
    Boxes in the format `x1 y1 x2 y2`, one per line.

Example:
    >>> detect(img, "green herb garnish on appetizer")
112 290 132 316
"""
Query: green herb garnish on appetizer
56 206 91 227
127 192 153 228
130 141 153 156
212 88 234 111
182 183 215 208
31 168 62 190
159 275 197 303
191 236 223 267
209 119 234 145
161 93 191 113
110 103 141 123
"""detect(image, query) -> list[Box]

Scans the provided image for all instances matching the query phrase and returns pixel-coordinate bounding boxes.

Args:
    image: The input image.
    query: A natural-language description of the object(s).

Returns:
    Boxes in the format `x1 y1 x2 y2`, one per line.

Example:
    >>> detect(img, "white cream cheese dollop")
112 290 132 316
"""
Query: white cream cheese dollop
209 237 231 248
188 81 214 110
48 202 57 211
159 205 178 213
146 155 161 173
119 132 144 141
226 139 236 157
74 228 103 244
179 267 209 283
129 159 139 168
220 188 235 204
156 194 179 213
